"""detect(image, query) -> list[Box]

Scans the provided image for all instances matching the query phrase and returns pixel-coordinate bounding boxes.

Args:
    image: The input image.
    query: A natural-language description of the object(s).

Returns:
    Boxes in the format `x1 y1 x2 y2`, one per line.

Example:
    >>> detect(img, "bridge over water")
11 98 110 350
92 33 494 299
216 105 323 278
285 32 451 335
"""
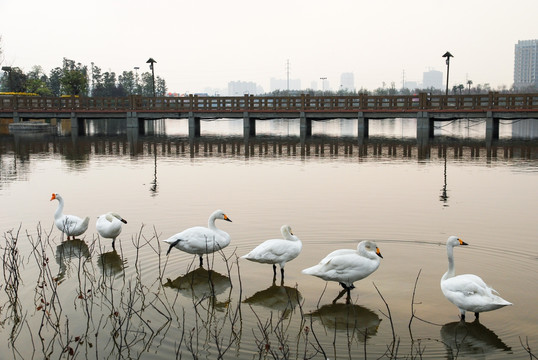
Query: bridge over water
1 93 537 141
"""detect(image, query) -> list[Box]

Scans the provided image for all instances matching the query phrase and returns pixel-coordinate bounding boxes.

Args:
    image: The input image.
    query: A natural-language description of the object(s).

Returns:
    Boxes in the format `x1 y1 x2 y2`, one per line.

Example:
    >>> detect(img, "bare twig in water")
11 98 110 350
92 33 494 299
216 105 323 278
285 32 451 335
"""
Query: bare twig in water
520 337 538 360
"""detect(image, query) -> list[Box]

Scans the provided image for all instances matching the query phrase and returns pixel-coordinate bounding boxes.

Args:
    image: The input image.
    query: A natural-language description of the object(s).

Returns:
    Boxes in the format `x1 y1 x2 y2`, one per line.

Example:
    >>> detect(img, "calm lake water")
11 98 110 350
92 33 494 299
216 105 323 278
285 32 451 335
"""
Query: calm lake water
0 117 537 359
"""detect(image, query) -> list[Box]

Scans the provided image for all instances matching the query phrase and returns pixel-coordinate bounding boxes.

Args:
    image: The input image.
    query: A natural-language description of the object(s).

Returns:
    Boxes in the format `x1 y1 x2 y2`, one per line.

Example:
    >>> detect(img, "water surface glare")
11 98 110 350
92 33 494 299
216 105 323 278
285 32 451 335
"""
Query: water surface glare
0 118 537 359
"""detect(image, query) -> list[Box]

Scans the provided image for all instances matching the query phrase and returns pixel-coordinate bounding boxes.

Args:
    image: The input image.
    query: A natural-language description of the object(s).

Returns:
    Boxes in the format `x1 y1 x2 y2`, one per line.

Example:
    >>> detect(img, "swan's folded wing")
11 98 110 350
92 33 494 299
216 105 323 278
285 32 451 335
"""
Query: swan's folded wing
443 274 490 296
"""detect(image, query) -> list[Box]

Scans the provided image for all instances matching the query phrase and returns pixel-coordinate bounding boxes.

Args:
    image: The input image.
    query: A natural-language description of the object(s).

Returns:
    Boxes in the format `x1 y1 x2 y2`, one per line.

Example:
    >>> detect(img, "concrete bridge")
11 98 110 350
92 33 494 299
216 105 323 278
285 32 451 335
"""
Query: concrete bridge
1 92 537 140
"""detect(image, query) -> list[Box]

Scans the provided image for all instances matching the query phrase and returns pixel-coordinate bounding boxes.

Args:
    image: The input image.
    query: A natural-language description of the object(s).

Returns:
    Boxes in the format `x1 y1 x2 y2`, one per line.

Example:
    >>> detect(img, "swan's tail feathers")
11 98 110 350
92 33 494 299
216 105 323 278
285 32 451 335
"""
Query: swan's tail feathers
497 298 512 306
82 217 90 227
166 239 181 255
301 266 318 275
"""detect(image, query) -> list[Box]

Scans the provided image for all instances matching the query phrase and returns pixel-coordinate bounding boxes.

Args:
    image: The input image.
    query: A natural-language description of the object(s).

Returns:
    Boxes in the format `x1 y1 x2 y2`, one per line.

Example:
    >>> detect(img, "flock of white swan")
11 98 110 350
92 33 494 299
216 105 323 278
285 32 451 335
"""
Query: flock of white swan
50 193 512 321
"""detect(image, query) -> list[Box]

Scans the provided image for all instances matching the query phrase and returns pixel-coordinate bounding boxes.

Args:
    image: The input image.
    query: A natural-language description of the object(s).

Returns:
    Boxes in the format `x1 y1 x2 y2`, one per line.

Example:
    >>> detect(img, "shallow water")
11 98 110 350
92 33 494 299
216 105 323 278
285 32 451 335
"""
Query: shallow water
0 117 537 359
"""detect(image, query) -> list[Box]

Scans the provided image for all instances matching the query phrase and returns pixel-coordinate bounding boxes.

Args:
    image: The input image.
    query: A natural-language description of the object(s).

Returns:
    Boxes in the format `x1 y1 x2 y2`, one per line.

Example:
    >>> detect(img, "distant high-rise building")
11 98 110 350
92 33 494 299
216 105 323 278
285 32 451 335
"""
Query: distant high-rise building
422 69 443 90
514 39 538 90
340 72 355 91
270 78 301 92
227 81 262 95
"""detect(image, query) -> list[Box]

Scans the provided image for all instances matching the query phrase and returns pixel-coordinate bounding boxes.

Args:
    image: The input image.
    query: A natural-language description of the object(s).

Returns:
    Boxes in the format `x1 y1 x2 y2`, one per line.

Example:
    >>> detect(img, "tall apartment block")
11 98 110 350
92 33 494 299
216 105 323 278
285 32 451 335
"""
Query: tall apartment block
514 39 538 90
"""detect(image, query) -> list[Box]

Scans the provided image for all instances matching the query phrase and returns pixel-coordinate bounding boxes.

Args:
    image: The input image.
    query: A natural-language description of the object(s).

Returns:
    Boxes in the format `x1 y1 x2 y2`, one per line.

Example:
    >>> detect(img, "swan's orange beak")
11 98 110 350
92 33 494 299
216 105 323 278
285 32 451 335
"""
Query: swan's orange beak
376 247 383 258
458 239 468 246
50 193 56 201
223 214 232 222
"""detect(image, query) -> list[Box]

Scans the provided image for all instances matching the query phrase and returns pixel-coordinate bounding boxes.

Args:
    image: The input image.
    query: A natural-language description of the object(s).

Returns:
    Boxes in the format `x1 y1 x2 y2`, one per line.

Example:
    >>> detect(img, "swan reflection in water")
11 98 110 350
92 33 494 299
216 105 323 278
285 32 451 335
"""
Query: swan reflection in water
441 319 511 358
97 250 127 277
55 238 90 283
164 267 232 311
243 279 302 317
308 303 381 340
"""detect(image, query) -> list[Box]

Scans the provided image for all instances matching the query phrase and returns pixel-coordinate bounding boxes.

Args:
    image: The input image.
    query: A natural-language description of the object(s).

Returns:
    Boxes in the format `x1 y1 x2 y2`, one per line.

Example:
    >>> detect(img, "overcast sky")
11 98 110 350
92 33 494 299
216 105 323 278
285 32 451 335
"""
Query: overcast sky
1 0 536 93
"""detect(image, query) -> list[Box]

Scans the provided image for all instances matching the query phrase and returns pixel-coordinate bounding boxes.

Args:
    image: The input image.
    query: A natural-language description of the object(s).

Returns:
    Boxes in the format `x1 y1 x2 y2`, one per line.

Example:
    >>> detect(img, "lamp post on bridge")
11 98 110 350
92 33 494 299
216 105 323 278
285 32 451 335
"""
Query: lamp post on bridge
146 58 156 97
134 66 140 94
1 66 13 92
442 51 453 96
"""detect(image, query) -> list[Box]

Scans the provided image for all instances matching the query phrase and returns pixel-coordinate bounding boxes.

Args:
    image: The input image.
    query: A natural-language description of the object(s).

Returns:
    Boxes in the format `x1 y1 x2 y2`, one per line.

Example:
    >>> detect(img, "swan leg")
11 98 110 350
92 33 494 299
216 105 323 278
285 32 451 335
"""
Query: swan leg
280 267 284 281
273 264 277 278
199 255 204 267
332 289 348 304
460 309 466 321
474 312 479 319
112 238 116 251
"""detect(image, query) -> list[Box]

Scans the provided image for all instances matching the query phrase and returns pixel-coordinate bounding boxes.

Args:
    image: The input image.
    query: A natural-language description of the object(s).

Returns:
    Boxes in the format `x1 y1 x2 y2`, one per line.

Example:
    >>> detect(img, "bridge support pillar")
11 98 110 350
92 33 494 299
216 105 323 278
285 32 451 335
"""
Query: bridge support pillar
486 111 499 141
70 112 85 136
357 112 369 139
417 111 432 159
12 112 20 123
127 112 145 134
189 112 201 138
300 112 311 138
417 111 433 139
243 112 256 137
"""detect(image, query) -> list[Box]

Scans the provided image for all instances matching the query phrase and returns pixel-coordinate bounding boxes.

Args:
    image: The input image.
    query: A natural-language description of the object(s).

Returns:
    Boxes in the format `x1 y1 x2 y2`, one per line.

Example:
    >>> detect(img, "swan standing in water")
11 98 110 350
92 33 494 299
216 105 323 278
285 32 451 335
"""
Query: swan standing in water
302 240 382 302
241 225 302 282
441 236 512 321
164 210 232 267
96 212 127 250
50 193 89 240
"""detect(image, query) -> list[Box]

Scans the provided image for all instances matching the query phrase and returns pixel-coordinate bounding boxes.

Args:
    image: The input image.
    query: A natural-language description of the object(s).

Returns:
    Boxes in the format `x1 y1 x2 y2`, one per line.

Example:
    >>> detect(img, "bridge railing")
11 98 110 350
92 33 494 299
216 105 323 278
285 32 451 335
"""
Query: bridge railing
1 93 537 112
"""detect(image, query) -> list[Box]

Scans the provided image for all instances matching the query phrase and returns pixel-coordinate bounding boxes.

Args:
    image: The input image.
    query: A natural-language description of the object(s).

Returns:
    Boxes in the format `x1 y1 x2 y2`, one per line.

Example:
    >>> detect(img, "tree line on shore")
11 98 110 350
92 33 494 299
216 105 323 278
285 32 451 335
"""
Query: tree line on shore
0 57 167 97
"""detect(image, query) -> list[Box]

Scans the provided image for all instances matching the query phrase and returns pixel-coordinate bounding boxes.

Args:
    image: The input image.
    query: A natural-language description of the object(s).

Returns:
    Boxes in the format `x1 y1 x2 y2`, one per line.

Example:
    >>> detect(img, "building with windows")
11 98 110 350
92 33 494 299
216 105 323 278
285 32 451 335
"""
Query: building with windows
422 69 443 90
514 39 538 90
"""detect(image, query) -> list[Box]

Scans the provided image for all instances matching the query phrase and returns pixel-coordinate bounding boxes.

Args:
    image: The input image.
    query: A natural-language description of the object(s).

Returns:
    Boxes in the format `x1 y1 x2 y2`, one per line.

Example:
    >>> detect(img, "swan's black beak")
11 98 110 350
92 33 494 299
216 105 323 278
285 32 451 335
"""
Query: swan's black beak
224 215 232 222
376 248 383 258
459 239 468 246
121 219 128 224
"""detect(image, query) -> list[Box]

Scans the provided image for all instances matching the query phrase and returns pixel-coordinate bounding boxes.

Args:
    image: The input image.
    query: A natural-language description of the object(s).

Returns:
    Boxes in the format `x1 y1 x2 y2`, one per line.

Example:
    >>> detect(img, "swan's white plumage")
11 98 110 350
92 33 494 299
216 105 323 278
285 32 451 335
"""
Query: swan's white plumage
96 212 127 249
50 193 89 240
302 240 382 288
163 210 232 265
440 236 512 319
241 225 302 277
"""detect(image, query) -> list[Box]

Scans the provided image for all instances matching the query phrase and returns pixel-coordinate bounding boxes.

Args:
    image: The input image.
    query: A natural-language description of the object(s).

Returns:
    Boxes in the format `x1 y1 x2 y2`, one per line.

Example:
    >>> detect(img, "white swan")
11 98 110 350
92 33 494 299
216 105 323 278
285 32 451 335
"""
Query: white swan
441 236 512 321
163 210 232 266
302 240 382 301
241 225 302 281
96 212 127 250
50 193 89 240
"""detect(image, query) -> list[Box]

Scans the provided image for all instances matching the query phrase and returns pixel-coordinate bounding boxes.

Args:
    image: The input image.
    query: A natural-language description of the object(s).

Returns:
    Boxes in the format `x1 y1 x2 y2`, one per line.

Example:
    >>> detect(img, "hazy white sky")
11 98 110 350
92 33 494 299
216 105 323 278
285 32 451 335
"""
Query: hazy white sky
1 0 536 93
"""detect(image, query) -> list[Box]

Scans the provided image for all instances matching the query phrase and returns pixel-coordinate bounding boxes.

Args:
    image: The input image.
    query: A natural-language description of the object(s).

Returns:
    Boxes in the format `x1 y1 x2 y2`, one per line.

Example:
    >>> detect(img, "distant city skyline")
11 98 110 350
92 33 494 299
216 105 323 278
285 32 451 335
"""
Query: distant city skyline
1 0 536 94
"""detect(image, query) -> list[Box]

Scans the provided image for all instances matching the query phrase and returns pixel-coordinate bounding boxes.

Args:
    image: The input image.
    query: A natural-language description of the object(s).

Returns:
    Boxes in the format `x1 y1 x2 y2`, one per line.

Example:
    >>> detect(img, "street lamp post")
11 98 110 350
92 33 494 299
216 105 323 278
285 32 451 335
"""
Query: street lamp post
442 51 453 96
2 66 13 92
146 58 157 97
134 66 140 94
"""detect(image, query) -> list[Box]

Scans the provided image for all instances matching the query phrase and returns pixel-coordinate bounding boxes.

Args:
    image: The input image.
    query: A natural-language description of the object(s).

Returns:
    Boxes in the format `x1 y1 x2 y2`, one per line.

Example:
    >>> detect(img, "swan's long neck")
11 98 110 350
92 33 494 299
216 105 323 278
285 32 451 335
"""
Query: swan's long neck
208 212 219 231
54 196 64 220
445 244 456 279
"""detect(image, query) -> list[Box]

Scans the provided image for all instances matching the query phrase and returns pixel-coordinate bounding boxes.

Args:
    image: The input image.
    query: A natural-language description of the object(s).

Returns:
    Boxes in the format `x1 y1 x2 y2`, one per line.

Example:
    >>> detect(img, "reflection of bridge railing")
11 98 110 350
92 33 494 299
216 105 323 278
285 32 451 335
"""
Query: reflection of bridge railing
3 134 537 162
1 93 538 112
